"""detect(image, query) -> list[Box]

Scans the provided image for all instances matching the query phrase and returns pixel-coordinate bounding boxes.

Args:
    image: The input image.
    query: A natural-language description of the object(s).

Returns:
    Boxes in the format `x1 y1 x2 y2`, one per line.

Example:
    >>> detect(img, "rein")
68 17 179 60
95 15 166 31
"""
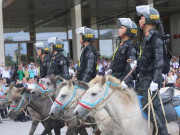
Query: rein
54 85 86 110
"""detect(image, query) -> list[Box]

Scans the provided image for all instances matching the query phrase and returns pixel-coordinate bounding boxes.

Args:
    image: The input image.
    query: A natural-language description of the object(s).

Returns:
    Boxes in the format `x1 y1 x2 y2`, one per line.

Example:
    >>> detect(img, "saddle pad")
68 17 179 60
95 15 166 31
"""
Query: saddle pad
174 97 180 118
138 95 148 120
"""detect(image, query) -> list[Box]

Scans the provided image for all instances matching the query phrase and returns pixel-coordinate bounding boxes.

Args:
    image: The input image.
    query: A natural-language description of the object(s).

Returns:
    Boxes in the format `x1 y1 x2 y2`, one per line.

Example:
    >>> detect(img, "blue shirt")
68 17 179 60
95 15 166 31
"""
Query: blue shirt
29 70 35 78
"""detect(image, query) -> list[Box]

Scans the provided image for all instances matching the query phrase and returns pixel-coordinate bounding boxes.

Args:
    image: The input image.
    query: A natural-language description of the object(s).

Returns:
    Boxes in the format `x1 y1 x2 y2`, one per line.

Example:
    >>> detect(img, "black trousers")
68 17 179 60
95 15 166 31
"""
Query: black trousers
135 72 165 123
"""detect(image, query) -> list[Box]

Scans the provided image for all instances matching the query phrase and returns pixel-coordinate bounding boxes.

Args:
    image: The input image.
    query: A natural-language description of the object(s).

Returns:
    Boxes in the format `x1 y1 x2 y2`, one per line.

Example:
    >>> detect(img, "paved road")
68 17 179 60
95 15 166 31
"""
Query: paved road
0 118 93 135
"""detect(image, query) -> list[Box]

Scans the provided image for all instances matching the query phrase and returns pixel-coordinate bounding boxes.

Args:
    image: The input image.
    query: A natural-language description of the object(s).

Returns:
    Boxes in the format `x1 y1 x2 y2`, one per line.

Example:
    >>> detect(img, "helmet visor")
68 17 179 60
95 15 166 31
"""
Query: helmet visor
34 42 44 50
75 27 86 34
48 37 57 44
136 5 150 16
117 18 132 28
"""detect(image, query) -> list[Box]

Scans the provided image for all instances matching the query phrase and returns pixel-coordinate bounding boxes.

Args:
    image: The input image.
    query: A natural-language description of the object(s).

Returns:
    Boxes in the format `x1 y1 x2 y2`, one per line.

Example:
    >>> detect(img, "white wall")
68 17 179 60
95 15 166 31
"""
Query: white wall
170 13 180 56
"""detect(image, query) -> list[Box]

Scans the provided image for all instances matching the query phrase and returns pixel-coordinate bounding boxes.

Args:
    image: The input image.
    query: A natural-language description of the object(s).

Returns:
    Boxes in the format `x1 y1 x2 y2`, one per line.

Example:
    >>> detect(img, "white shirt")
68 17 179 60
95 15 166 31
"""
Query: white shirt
34 68 39 76
27 83 35 89
2 70 10 79
173 62 179 69
166 75 176 84
69 68 75 76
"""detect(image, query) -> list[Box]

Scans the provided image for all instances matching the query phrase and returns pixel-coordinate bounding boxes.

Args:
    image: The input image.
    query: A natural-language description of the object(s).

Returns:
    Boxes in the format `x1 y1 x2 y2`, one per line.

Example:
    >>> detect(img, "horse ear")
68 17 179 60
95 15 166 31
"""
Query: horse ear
68 80 73 87
9 83 14 90
100 76 106 86
75 81 89 89
56 75 65 82
15 87 26 95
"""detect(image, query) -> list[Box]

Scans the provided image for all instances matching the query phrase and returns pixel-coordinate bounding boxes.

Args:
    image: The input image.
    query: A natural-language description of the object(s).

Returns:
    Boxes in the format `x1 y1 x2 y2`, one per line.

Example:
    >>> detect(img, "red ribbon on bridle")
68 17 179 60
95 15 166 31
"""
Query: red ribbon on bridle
78 102 92 110
38 83 46 90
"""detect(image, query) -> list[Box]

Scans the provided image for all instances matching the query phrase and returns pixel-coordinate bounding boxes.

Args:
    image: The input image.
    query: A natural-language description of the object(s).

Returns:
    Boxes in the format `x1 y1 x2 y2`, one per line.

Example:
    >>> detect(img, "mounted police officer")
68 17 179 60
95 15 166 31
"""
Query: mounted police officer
75 26 97 82
135 5 168 135
47 37 70 80
107 18 137 89
35 42 50 78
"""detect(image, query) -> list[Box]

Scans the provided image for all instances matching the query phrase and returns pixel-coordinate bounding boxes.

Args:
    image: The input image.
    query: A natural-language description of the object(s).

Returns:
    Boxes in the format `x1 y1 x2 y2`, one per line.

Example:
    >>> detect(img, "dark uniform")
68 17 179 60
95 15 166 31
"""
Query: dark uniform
40 53 50 78
110 39 136 88
47 52 70 80
76 26 97 83
35 42 50 78
77 44 97 82
109 18 137 88
136 5 168 135
47 39 70 80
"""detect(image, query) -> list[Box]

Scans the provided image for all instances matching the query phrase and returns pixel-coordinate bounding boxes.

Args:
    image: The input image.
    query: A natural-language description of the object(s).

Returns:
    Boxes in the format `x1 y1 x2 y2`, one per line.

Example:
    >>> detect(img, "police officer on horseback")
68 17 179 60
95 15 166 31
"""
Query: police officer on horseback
75 26 98 83
47 37 70 80
35 42 50 78
135 5 169 135
107 18 137 89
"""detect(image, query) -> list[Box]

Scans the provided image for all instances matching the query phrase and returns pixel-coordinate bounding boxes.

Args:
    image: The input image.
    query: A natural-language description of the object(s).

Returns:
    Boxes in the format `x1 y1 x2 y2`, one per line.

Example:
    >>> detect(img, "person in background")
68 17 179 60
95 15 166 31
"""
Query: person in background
17 66 24 81
23 67 29 79
27 78 35 89
0 63 5 79
34 64 39 78
2 67 10 84
22 77 28 88
29 67 35 79
173 57 179 69
9 66 14 84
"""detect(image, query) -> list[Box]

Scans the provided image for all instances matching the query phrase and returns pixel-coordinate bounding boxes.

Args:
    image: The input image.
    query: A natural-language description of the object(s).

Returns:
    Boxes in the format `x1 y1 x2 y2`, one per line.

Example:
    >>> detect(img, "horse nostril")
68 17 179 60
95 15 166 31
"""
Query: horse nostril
50 113 54 116
31 92 35 95
75 111 78 116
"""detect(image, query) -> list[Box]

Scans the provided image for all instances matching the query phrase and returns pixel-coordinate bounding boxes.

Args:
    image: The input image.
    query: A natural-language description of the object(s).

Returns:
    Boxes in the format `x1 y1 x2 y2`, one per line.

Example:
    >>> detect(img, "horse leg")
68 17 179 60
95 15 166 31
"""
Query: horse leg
94 130 101 135
28 120 39 135
78 127 88 135
54 127 60 135
41 121 52 135
41 126 53 135
66 126 77 135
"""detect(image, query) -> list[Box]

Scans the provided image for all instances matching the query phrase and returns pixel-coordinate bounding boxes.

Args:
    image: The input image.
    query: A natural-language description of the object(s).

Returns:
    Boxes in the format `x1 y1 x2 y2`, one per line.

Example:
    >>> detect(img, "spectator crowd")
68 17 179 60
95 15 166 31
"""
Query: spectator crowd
0 56 180 122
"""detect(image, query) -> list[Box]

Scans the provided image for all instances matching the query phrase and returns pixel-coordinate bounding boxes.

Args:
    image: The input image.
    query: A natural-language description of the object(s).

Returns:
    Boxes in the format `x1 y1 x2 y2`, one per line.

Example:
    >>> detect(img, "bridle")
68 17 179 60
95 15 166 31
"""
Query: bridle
11 92 31 111
54 85 86 110
34 80 61 94
78 81 118 110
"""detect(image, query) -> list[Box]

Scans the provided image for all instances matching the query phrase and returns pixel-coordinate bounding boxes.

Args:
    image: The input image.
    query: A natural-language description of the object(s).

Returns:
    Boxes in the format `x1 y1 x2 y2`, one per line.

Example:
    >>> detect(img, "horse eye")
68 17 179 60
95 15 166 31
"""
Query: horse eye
47 82 50 85
61 94 66 98
15 100 19 103
91 93 97 96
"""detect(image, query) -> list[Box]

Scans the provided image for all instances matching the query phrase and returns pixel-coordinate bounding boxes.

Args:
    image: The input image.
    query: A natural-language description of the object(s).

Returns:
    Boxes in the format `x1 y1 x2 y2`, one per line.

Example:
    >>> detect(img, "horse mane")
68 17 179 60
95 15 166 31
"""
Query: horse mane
90 75 137 102
55 81 68 91
106 75 137 102
89 75 106 87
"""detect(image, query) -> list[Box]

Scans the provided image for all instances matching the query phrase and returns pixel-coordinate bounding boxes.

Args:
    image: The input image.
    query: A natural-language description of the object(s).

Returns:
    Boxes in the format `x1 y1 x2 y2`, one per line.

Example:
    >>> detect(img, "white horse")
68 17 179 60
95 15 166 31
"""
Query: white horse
50 80 122 135
74 75 179 135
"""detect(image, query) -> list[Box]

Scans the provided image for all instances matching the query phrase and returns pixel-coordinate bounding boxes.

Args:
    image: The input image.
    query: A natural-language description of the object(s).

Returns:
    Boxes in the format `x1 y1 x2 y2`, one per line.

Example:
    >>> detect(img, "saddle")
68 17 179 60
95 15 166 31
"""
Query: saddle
138 87 180 122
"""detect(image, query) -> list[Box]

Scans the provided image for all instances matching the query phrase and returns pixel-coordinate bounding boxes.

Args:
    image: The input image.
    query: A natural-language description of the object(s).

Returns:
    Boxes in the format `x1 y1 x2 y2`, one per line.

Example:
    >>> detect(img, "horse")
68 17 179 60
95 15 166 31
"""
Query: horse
50 80 121 135
8 86 64 135
30 74 90 135
0 84 52 135
74 75 180 135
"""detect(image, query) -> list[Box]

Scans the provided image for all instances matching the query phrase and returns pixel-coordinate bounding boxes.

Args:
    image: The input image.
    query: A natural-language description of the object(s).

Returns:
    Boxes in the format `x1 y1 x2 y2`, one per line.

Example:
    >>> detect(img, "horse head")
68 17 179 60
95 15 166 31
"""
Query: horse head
30 74 63 99
0 84 15 109
73 75 121 120
49 80 88 120
8 87 31 120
